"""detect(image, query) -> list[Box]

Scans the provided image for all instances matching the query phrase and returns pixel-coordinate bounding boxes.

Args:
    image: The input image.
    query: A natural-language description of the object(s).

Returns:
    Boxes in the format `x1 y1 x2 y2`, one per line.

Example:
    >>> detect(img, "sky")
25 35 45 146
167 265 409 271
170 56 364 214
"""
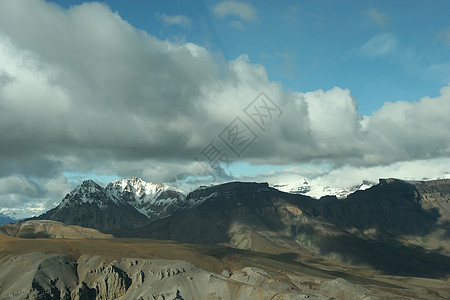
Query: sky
0 0 449 218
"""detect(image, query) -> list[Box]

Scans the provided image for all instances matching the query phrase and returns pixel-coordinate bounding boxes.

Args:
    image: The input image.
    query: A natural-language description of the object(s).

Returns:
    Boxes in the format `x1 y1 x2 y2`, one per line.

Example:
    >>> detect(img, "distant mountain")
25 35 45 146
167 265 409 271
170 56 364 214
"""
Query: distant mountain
273 177 375 198
0 213 15 225
35 178 188 232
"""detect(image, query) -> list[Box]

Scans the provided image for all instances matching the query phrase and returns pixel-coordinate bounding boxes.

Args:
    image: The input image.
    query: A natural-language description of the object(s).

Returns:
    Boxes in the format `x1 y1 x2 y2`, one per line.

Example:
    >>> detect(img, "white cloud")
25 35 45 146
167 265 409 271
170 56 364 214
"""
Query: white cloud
213 1 257 24
365 8 389 28
0 0 449 216
359 33 397 58
156 13 191 28
299 88 361 148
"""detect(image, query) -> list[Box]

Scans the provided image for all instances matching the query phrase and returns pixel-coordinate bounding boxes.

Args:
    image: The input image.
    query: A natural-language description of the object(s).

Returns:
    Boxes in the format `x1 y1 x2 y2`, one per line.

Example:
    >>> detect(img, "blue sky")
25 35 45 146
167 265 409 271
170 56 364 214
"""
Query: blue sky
50 0 450 115
0 0 449 218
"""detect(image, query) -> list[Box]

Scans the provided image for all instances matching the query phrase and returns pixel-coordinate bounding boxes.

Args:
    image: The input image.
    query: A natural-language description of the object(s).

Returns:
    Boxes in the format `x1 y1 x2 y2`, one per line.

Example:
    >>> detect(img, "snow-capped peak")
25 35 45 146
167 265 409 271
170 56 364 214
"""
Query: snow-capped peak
58 179 115 209
109 177 167 198
105 177 186 218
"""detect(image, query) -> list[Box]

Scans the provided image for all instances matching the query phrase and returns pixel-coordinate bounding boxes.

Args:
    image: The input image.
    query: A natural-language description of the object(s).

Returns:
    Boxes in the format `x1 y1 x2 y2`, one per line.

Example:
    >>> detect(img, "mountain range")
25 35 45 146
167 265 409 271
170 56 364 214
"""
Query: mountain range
2 176 449 299
31 177 450 275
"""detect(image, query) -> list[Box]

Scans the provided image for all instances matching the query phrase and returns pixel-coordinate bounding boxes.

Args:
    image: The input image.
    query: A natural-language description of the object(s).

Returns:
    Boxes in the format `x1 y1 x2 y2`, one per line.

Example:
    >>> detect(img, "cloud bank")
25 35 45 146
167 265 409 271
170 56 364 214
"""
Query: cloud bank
0 0 449 217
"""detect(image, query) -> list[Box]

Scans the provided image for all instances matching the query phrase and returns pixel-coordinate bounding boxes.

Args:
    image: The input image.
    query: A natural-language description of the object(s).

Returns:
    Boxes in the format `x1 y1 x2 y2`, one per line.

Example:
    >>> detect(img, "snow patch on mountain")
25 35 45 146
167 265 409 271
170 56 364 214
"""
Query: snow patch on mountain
59 180 116 210
273 177 311 194
105 177 186 218
52 177 188 219
272 177 375 199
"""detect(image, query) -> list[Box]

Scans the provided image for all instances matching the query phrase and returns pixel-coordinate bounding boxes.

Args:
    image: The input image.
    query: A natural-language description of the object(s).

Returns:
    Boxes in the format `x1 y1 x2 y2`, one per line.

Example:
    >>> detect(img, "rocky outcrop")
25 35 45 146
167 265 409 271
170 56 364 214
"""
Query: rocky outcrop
413 179 450 220
0 253 77 300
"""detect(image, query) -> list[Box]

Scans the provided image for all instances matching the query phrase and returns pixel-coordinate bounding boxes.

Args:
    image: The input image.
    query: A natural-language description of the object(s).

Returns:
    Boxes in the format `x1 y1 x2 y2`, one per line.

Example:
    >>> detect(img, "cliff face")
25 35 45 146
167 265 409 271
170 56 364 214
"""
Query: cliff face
413 179 450 220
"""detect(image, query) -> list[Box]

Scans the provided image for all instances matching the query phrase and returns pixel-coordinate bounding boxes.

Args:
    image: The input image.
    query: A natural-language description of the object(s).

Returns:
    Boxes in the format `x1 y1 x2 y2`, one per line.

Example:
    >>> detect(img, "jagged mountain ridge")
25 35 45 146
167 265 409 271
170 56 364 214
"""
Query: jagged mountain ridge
36 178 186 232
